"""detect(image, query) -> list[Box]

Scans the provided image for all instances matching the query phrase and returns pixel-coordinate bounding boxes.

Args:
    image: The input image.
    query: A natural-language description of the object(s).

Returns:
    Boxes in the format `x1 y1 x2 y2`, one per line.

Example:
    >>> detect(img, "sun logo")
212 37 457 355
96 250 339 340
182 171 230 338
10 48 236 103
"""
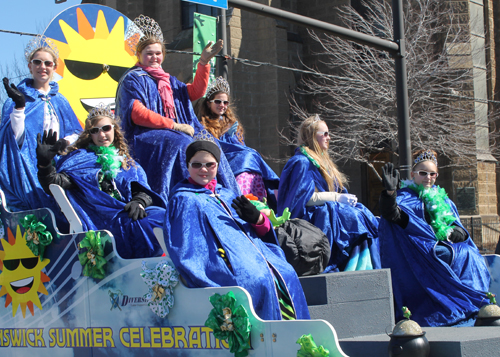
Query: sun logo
47 6 137 125
0 226 50 318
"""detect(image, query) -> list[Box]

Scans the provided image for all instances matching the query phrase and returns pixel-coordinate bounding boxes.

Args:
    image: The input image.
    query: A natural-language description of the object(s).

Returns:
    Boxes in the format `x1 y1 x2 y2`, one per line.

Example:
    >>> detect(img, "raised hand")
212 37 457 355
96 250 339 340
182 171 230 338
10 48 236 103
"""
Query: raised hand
3 77 25 109
36 130 62 167
382 163 400 192
200 39 223 65
231 195 261 224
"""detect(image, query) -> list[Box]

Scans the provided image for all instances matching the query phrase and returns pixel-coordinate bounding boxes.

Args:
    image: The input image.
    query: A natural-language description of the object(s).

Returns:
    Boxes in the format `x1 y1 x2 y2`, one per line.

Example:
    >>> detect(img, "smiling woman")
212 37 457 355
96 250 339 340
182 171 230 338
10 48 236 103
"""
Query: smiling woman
0 35 82 230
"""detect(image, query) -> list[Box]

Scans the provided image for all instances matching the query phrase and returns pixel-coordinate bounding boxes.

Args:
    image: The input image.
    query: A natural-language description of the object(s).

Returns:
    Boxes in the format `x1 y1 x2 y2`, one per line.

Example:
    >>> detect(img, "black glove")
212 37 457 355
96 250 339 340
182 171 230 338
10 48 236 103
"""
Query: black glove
36 130 64 167
382 163 400 192
3 77 25 109
231 195 261 224
448 226 467 243
124 192 152 221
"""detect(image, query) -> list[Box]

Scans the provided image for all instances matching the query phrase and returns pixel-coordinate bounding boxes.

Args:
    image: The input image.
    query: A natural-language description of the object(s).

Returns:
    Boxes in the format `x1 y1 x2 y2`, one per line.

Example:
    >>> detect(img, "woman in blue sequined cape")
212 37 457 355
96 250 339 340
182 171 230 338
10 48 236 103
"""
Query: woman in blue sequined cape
278 116 380 273
0 78 81 219
164 141 310 321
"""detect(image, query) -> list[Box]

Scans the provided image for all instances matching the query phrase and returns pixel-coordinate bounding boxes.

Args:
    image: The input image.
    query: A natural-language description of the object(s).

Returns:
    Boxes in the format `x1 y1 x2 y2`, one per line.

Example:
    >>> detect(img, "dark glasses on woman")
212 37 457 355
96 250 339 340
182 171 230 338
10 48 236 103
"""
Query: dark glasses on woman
316 131 330 137
413 170 438 178
209 99 229 106
189 162 217 169
89 124 114 135
31 59 55 68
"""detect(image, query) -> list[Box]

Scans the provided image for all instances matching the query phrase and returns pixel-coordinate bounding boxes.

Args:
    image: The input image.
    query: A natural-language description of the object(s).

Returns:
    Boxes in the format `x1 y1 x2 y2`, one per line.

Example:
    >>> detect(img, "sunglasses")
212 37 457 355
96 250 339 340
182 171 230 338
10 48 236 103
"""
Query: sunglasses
413 170 439 178
64 59 129 82
31 59 55 68
317 131 330 137
209 99 229 106
189 162 217 169
89 124 114 135
3 257 39 271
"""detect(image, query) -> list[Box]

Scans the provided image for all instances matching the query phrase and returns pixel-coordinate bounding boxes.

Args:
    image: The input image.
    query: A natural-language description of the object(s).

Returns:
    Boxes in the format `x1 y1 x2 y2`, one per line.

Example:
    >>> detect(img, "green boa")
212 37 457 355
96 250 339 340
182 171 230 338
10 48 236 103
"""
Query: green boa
401 180 456 241
88 145 123 199
299 146 320 169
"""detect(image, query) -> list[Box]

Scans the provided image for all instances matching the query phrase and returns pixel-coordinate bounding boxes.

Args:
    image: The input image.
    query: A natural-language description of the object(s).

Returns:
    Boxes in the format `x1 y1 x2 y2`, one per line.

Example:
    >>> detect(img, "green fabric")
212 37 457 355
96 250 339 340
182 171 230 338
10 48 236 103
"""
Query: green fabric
88 145 122 180
205 291 251 357
401 181 455 241
78 230 107 279
20 214 53 261
299 146 320 169
296 334 330 357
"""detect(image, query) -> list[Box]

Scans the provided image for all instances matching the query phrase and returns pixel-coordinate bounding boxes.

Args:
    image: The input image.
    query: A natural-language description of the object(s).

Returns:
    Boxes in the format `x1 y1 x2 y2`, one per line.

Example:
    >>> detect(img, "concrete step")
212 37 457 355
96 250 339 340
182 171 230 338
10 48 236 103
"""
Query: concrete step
299 269 395 339
339 326 500 357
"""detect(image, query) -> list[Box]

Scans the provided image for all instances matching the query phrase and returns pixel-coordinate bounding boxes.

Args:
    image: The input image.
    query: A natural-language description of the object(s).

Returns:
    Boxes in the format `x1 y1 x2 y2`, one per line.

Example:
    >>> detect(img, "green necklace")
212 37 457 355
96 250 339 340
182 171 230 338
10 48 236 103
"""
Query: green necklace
401 180 456 241
299 145 320 169
88 145 123 199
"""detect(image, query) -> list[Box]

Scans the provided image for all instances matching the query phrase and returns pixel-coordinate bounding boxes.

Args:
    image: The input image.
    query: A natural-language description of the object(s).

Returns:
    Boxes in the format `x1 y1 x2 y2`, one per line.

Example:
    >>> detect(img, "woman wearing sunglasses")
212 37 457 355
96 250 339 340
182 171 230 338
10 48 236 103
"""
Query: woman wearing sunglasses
163 140 309 321
0 36 81 224
36 104 164 259
195 77 280 207
379 150 490 327
116 16 238 200
277 115 380 273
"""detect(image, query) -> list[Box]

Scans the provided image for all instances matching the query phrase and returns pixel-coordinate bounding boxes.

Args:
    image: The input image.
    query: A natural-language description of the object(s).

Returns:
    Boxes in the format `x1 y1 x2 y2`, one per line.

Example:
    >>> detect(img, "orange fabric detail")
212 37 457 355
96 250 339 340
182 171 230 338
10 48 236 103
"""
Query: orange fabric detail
131 100 174 129
187 62 211 101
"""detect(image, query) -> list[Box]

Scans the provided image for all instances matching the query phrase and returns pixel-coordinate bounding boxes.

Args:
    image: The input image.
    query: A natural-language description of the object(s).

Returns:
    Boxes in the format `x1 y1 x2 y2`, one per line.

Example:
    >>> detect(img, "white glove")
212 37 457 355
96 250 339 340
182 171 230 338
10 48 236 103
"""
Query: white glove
338 193 357 206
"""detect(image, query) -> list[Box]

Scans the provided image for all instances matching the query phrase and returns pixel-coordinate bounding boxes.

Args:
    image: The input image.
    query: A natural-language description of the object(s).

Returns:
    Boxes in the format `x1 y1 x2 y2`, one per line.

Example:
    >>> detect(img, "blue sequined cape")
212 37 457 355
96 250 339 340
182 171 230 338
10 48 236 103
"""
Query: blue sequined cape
115 67 239 200
0 79 81 224
379 187 490 326
164 180 310 321
277 150 380 273
56 149 164 259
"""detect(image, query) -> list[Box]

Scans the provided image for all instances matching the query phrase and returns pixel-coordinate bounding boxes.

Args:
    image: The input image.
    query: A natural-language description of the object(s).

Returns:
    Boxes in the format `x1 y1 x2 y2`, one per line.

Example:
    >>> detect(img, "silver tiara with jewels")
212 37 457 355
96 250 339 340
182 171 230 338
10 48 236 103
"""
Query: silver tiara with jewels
194 129 217 142
125 15 164 54
87 103 115 121
206 77 230 99
413 150 438 167
24 35 59 62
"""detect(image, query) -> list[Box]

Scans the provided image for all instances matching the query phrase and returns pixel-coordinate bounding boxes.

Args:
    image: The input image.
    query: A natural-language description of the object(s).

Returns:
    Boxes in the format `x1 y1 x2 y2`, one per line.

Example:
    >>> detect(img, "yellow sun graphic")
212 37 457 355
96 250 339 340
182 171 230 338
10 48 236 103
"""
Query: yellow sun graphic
0 226 50 318
49 8 137 125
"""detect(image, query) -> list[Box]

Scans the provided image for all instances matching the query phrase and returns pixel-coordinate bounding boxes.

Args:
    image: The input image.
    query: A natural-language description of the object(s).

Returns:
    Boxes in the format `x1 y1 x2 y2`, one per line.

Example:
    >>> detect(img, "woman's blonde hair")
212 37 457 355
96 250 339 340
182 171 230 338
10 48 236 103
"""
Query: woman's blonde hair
298 115 347 192
66 115 135 170
136 38 166 64
194 92 245 143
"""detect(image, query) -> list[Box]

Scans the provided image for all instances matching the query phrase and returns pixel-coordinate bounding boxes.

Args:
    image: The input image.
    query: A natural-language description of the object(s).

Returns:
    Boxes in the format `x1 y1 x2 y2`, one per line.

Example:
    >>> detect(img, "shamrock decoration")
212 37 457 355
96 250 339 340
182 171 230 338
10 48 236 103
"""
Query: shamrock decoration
205 291 251 357
78 230 106 279
486 292 497 305
140 260 179 318
296 334 330 357
402 306 412 320
20 214 53 260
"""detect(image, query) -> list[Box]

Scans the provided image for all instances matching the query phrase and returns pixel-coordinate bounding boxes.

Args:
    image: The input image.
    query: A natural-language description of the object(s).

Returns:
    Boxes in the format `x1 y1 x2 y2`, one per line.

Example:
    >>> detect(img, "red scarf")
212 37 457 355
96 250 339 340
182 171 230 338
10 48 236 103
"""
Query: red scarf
136 62 176 118
188 178 217 193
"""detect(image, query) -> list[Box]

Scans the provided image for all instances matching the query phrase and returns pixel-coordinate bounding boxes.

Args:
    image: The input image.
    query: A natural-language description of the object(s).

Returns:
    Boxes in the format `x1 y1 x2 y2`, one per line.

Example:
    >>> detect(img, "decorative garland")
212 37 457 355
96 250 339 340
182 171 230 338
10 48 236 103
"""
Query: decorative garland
78 230 107 279
401 180 456 241
205 291 251 357
140 260 179 318
296 334 330 357
20 215 53 261
88 145 123 180
299 146 320 169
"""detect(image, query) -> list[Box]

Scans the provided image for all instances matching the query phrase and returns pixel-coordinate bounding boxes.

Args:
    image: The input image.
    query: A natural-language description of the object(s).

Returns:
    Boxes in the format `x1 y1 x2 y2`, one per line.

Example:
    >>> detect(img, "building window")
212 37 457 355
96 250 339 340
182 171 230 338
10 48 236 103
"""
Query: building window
181 2 219 29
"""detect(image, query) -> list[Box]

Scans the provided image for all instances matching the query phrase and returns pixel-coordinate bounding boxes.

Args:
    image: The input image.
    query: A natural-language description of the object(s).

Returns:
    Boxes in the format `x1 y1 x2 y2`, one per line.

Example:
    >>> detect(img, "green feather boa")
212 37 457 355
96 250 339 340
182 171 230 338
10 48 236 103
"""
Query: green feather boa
401 180 456 241
299 145 320 169
88 145 123 180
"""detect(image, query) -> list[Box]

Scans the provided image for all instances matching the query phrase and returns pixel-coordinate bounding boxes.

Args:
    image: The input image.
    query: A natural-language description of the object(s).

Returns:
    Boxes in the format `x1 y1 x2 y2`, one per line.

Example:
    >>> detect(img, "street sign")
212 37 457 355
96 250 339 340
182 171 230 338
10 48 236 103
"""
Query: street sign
182 0 228 10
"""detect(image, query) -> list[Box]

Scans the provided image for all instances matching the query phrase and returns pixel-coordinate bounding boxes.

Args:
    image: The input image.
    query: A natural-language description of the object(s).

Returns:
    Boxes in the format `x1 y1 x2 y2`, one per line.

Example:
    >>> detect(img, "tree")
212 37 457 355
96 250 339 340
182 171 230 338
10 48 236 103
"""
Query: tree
288 0 499 176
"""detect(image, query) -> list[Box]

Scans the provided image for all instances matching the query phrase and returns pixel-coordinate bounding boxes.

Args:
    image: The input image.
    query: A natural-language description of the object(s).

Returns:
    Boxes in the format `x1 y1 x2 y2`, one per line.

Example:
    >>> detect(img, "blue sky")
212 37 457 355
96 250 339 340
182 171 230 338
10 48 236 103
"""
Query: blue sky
0 0 82 82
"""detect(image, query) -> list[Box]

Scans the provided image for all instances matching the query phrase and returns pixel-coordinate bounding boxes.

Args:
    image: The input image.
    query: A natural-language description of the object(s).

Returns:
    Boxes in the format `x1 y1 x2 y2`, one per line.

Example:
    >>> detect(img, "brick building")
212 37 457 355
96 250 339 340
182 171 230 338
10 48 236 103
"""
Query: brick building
82 0 499 249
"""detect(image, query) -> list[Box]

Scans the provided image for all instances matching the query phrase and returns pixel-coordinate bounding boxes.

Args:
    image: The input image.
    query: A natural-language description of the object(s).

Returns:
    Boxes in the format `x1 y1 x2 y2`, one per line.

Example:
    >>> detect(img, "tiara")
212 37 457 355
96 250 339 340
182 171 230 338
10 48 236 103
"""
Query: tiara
87 103 115 121
125 15 164 54
194 129 217 142
24 35 59 62
206 77 230 99
413 150 438 167
305 114 321 128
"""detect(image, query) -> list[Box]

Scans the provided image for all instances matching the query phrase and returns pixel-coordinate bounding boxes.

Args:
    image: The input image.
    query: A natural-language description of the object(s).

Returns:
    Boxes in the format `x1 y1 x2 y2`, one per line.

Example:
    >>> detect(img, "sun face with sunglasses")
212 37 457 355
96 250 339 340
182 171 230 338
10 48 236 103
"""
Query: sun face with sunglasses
88 117 115 147
411 160 438 188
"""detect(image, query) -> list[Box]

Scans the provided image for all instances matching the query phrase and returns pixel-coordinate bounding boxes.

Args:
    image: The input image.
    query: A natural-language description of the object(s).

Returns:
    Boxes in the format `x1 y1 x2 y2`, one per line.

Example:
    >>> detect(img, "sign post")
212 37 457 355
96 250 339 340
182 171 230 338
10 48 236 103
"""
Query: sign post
182 0 228 10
